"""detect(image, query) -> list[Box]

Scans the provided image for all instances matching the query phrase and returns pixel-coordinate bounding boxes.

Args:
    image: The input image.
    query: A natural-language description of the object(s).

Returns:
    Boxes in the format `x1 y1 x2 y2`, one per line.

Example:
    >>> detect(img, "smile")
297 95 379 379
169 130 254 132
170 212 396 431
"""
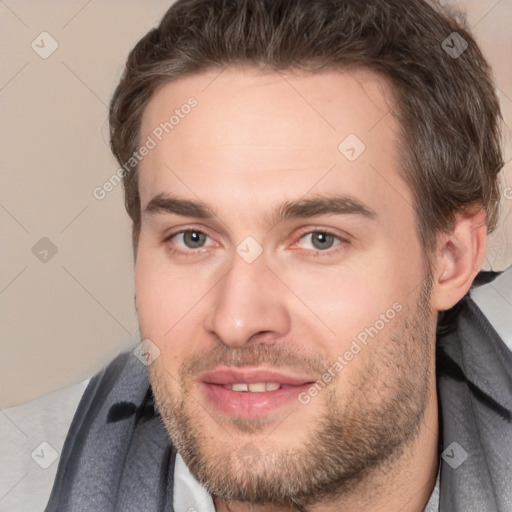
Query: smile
197 367 316 418
224 383 281 392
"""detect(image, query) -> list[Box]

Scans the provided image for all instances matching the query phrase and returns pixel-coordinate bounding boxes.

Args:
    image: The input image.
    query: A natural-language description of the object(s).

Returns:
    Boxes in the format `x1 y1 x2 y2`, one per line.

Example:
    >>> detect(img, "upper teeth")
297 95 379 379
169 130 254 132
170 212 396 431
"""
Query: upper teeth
225 383 281 392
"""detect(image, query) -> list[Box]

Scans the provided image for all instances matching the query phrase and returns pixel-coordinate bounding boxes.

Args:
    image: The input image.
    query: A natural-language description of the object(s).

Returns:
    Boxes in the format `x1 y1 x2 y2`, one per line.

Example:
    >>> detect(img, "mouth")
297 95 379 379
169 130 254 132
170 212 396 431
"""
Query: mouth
197 367 316 418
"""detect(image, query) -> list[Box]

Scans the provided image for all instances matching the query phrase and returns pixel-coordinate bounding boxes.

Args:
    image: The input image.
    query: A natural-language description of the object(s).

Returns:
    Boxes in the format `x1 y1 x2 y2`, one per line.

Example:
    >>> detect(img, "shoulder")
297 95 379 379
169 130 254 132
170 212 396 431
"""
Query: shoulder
0 377 91 511
436 267 512 509
470 266 512 352
44 349 160 511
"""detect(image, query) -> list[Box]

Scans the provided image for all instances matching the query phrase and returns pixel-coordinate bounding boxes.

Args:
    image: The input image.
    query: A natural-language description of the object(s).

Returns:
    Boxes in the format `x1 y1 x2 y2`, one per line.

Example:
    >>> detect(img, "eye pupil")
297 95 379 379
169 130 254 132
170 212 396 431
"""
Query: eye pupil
312 232 334 250
184 230 205 248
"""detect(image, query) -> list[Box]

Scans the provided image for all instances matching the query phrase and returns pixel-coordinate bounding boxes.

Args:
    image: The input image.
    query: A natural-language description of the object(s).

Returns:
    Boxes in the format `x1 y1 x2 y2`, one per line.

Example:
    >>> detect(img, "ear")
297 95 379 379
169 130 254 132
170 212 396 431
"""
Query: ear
430 208 487 312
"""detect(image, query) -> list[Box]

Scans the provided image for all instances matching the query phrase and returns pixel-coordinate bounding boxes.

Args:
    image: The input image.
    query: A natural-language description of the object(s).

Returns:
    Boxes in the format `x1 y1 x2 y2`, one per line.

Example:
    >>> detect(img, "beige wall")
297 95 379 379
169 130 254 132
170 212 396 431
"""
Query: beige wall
1 0 511 408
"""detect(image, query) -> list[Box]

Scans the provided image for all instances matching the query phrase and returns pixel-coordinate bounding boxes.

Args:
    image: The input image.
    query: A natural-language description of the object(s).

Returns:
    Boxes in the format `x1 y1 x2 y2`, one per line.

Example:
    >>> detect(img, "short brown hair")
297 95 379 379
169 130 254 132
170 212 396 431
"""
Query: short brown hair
109 0 503 256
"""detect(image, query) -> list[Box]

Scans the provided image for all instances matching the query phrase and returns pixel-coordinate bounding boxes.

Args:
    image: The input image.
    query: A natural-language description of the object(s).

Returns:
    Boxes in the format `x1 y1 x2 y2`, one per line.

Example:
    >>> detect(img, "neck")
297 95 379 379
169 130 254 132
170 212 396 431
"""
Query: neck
215 383 439 512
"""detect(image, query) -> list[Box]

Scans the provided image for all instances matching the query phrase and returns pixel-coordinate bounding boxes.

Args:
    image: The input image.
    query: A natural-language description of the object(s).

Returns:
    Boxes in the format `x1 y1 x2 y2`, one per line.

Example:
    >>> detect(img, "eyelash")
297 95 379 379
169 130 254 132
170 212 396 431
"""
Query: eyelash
162 227 349 259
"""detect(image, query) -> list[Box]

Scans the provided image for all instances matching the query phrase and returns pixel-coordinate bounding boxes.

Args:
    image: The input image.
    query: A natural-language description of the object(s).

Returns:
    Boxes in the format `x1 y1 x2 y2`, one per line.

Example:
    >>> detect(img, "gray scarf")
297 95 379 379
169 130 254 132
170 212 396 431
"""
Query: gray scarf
44 296 512 511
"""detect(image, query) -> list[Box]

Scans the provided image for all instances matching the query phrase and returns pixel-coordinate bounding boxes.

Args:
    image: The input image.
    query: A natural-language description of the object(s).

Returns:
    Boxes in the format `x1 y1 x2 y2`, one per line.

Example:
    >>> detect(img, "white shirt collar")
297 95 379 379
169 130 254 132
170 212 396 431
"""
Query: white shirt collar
173 452 216 512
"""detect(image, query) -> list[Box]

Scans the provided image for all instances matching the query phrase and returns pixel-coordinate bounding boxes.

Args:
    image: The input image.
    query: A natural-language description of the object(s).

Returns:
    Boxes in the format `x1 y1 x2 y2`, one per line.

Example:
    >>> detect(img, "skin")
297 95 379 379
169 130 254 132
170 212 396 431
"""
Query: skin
134 66 486 511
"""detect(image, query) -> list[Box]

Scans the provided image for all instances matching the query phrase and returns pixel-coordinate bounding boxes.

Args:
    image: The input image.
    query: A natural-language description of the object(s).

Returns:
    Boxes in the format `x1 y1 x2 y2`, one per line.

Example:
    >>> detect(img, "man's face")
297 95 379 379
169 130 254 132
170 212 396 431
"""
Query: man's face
135 67 436 507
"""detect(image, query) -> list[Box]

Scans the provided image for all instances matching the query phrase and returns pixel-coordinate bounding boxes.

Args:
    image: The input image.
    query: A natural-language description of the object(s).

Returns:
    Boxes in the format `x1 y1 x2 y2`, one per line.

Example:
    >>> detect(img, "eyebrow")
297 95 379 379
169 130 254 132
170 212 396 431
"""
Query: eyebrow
144 192 377 227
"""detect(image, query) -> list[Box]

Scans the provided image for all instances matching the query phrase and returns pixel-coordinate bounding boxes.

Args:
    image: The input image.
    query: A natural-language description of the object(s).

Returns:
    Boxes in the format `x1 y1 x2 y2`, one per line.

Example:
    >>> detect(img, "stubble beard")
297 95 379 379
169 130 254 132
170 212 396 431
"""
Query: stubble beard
147 278 435 511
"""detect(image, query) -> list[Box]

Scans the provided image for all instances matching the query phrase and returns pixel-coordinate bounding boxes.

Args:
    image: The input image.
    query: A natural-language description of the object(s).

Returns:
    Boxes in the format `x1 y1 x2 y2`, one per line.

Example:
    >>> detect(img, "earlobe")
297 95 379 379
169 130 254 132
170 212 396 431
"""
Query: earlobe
431 209 487 311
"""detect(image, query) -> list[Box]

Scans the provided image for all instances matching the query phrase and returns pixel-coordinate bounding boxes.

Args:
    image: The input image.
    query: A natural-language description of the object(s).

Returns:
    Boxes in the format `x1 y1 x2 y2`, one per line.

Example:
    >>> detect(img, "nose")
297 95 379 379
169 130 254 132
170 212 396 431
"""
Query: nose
203 254 291 348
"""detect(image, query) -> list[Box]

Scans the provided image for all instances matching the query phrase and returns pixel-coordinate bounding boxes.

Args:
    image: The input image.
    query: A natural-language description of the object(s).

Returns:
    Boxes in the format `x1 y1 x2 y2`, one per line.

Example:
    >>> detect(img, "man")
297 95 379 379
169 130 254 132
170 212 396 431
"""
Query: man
45 0 512 511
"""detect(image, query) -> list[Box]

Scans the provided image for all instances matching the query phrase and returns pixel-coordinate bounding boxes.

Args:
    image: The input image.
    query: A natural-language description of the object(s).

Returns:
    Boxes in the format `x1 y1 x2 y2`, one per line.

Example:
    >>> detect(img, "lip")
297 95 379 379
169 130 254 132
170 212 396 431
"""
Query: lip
199 367 315 387
198 367 316 418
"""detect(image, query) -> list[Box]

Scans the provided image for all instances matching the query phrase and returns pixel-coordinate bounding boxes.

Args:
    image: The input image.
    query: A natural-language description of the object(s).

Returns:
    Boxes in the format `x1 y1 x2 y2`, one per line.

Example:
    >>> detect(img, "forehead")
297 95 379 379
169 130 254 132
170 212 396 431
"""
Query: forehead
137 66 411 224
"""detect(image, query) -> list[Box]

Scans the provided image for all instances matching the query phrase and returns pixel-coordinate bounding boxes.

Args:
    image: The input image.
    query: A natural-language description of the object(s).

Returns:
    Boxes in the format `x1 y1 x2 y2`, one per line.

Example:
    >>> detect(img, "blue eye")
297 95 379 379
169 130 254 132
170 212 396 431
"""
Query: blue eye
163 230 212 258
299 231 343 254
173 230 208 249
301 232 338 251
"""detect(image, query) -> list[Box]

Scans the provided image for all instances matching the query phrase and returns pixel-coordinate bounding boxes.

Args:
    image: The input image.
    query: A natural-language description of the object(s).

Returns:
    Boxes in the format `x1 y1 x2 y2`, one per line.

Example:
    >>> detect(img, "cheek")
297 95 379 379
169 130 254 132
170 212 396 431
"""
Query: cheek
135 245 186 346
280 263 396 348
135 244 211 366
135 251 168 330
277 251 417 377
